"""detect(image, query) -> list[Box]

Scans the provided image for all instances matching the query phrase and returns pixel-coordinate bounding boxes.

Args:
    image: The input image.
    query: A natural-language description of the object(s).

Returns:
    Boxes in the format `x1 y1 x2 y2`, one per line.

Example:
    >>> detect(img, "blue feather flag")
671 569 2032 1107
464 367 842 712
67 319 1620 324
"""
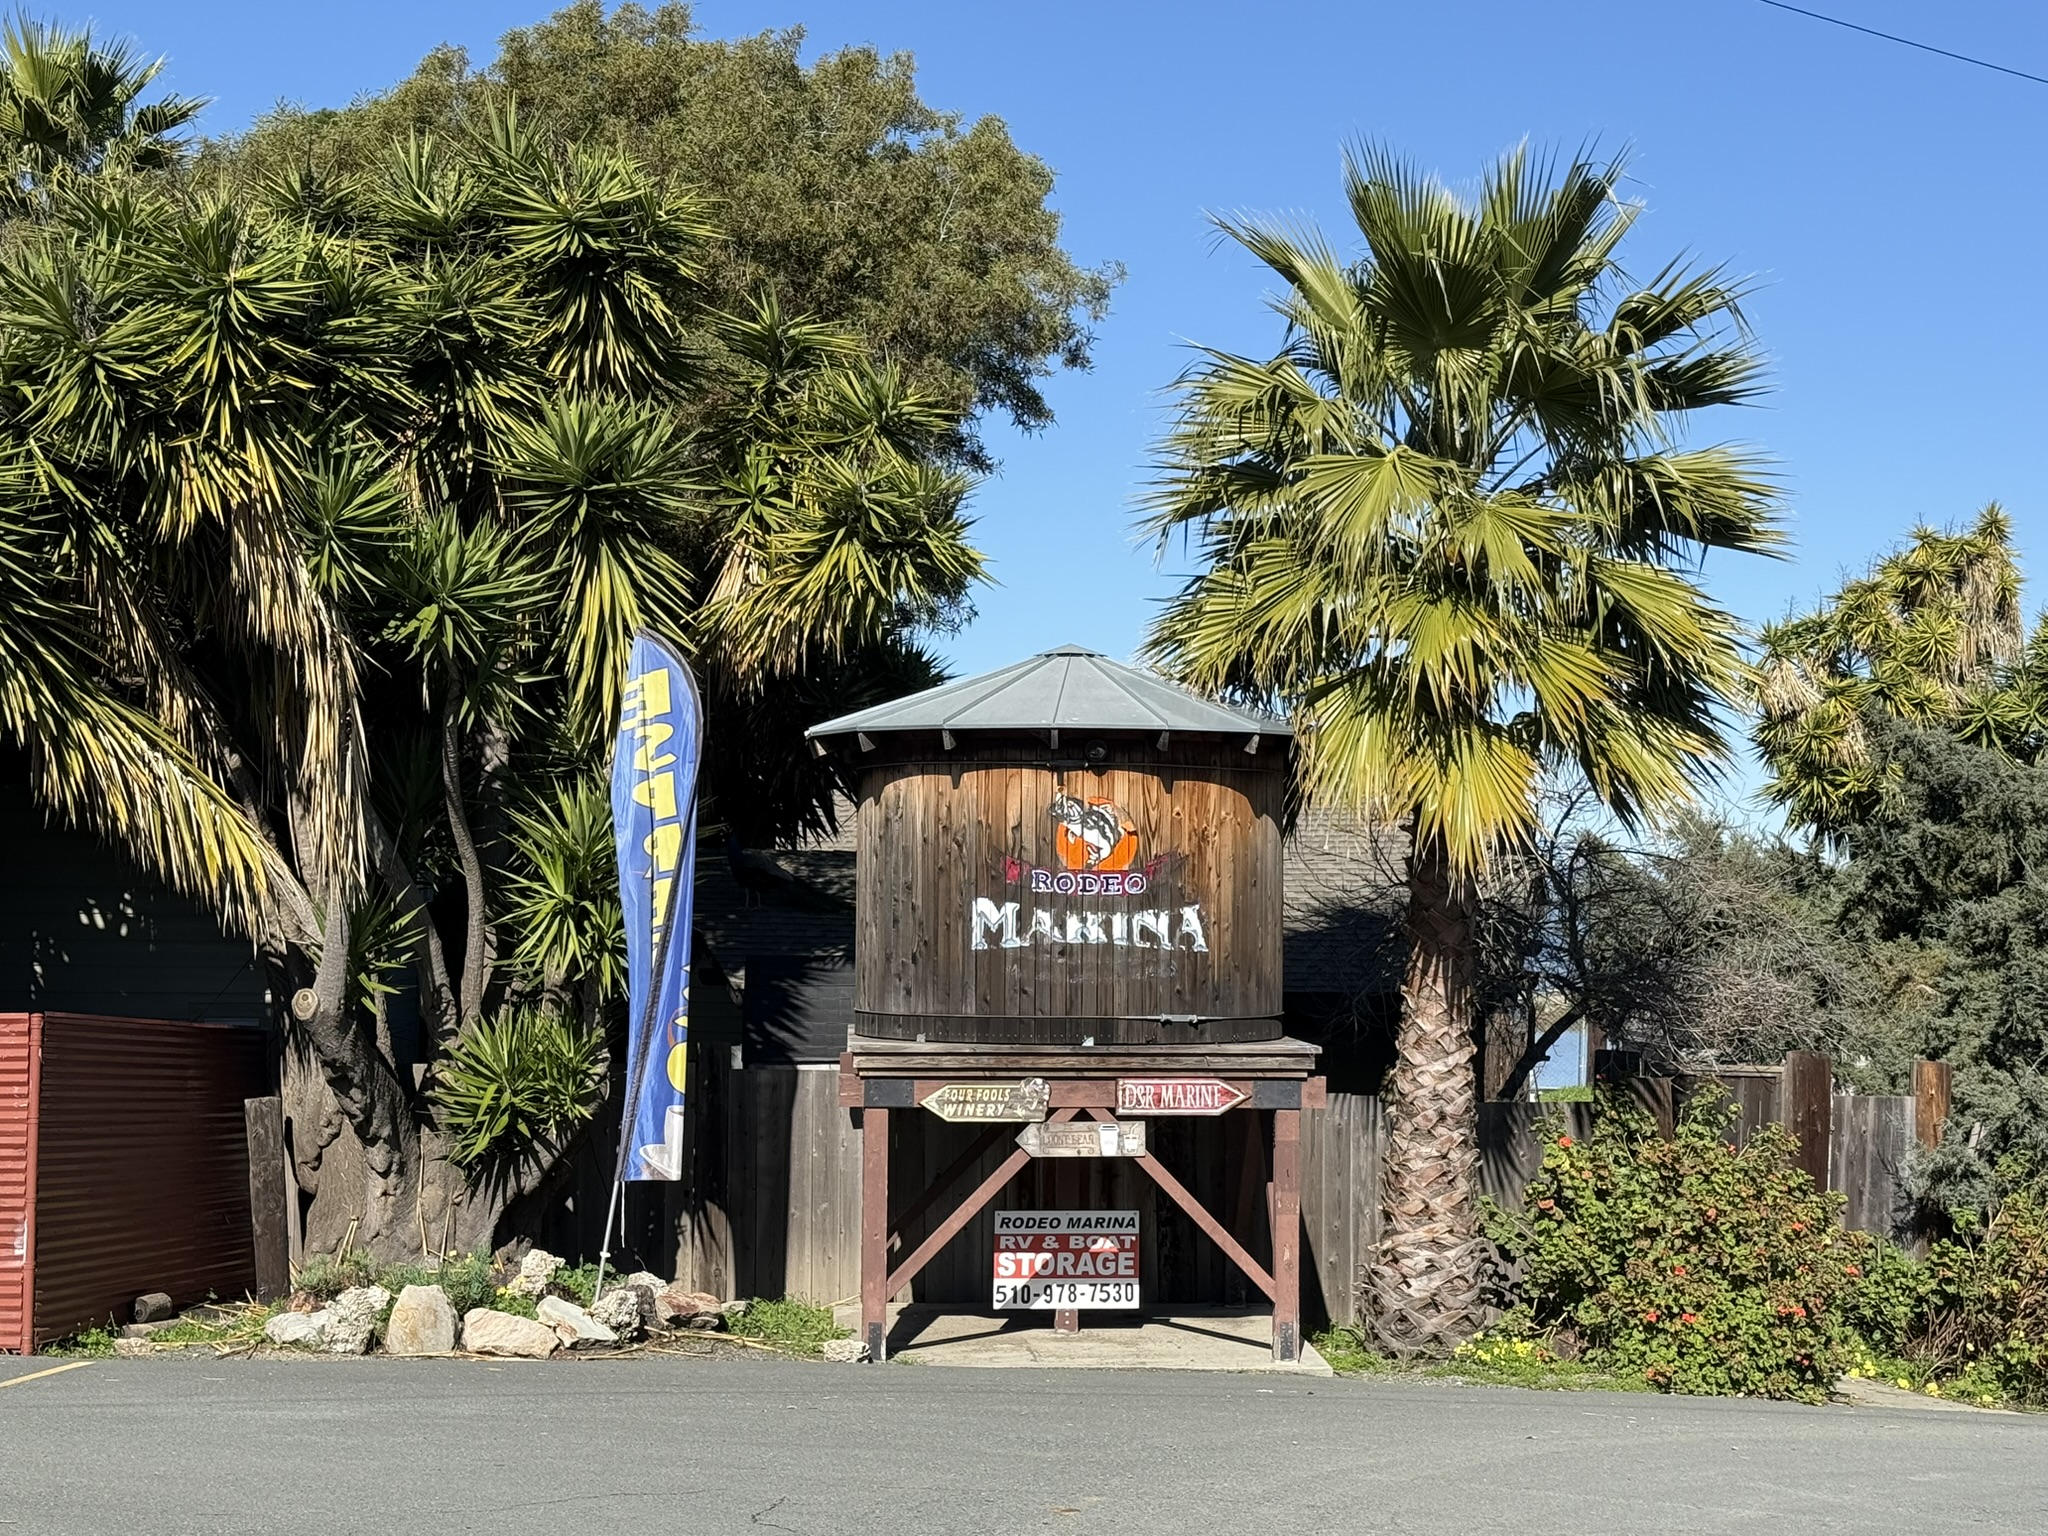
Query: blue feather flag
610 630 703 1181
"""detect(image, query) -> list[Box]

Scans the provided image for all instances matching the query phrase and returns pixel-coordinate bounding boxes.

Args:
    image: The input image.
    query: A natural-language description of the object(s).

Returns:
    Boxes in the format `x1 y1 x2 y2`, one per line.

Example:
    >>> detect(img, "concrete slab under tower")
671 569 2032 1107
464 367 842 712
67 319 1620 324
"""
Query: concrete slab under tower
830 1303 1332 1374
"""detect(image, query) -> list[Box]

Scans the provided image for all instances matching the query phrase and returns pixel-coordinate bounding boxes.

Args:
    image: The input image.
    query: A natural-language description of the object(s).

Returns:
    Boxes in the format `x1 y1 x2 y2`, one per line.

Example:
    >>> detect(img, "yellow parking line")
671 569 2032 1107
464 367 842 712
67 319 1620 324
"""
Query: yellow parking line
0 1360 92 1390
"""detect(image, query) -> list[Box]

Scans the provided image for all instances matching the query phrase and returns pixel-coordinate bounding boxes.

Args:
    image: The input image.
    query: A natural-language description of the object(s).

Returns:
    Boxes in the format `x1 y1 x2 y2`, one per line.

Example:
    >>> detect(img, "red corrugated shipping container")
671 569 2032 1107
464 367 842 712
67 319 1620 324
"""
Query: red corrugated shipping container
0 1013 268 1352
1 1014 38 1354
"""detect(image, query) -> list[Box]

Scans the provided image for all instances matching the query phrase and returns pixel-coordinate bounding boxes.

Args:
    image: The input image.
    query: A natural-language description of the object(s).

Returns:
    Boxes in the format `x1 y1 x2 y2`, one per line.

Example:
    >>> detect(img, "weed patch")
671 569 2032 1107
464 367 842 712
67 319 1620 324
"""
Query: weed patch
728 1298 847 1354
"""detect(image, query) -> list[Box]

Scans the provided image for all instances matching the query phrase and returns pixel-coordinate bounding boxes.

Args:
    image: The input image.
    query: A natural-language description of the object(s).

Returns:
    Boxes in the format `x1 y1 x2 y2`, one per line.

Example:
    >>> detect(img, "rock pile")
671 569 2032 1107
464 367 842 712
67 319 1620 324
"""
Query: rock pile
247 1249 762 1362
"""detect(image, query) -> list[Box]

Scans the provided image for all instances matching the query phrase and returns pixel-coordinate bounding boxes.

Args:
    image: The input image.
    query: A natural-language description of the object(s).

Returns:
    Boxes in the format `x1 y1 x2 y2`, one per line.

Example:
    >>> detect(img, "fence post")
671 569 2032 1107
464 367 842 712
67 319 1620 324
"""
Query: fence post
242 1097 289 1300
1912 1060 1952 1151
1781 1052 1833 1190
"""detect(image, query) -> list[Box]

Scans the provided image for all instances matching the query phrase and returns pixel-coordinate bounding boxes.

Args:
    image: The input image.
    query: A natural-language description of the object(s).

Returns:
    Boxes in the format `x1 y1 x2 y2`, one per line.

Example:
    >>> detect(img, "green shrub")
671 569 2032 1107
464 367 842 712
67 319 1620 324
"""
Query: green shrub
293 1251 381 1300
1909 1183 2048 1405
43 1325 117 1357
430 1250 499 1317
291 1248 501 1319
1486 1095 1860 1403
551 1261 605 1307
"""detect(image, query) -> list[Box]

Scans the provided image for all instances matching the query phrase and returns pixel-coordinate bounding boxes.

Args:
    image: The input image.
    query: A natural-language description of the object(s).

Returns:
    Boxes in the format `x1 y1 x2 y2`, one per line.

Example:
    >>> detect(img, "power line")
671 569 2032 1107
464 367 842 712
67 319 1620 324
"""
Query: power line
1756 1 2048 88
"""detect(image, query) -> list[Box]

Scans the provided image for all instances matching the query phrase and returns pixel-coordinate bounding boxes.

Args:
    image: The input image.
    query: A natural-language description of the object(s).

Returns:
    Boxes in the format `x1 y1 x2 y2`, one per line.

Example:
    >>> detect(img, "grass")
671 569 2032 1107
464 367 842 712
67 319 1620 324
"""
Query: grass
1313 1326 1638 1393
727 1298 848 1355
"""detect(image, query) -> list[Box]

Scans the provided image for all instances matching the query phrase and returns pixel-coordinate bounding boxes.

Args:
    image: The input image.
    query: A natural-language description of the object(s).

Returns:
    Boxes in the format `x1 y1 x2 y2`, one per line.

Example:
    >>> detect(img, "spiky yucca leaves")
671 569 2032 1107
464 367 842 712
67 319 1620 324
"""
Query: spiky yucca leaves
431 1006 607 1174
702 296 983 682
0 106 984 1257
1146 145 1777 1354
1755 506 2048 835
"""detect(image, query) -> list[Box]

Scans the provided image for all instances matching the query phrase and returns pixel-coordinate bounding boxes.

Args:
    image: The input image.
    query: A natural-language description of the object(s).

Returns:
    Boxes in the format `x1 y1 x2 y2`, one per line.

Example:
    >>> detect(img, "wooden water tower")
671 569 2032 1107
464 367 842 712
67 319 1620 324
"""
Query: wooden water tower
808 646 1323 1364
813 644 1286 1045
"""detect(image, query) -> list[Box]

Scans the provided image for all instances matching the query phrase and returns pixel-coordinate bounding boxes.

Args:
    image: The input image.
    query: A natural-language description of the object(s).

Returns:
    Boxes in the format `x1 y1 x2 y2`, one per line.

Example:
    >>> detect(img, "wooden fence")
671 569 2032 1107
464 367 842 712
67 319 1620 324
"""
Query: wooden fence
660 1051 1941 1330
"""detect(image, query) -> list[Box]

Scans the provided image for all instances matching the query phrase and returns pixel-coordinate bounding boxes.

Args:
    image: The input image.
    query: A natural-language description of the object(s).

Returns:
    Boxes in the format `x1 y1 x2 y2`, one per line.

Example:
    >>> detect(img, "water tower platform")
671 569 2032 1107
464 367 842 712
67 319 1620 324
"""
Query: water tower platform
840 1033 1326 1363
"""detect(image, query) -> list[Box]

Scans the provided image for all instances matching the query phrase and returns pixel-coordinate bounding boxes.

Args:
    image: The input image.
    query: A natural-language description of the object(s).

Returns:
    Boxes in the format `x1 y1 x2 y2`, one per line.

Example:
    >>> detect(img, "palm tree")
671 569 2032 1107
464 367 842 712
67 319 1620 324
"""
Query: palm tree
0 15 202 205
1145 145 1778 1353
1755 506 2046 835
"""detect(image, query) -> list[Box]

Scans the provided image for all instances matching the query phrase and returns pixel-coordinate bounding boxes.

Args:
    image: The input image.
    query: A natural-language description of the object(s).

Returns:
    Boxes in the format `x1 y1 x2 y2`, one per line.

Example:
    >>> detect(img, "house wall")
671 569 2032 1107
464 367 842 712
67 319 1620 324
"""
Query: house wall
0 768 269 1024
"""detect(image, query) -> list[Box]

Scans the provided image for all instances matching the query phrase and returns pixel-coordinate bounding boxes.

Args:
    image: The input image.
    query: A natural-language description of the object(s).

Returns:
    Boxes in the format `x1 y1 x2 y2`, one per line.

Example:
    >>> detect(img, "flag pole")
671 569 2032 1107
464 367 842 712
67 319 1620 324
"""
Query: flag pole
594 1179 624 1303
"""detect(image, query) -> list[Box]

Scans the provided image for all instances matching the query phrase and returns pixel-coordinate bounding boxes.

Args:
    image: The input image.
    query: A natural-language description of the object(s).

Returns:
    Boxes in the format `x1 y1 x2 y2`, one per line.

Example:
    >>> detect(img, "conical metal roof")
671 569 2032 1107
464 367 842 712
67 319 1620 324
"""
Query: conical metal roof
806 645 1290 741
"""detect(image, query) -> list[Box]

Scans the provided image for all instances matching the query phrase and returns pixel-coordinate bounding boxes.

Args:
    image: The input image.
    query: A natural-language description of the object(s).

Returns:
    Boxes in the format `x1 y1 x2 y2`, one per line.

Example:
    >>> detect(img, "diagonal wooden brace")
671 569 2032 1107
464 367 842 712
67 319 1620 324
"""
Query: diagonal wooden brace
1084 1108 1275 1302
885 1107 1080 1297
889 1123 1010 1255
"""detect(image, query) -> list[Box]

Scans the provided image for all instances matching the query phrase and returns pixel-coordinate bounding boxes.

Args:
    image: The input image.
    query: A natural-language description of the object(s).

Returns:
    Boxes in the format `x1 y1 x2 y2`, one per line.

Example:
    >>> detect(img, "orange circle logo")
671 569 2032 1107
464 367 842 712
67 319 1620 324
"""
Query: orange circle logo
1050 795 1138 872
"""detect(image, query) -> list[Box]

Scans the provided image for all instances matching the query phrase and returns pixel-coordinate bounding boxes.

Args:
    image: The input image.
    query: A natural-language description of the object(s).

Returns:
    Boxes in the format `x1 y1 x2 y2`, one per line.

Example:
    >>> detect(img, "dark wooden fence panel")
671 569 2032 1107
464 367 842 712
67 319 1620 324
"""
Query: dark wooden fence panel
1832 1093 1912 1236
1301 1093 1381 1328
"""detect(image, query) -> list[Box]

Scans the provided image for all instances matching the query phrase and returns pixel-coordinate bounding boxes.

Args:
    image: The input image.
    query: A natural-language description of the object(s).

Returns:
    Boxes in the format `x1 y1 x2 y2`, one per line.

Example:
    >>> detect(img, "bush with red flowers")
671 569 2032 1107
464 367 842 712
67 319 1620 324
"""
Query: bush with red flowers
1485 1096 1860 1402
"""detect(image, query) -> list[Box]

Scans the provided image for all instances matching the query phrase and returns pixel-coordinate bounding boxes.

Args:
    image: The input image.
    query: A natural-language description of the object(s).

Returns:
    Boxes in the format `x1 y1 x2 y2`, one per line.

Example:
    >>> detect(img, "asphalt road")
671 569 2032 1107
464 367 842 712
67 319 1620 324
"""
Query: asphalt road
3 1353 2044 1535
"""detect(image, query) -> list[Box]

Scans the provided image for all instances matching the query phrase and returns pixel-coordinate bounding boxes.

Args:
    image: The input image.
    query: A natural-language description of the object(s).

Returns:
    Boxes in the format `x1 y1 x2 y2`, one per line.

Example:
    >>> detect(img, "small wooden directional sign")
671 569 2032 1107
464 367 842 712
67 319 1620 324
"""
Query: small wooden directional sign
921 1078 1050 1123
1116 1077 1246 1115
1016 1120 1147 1158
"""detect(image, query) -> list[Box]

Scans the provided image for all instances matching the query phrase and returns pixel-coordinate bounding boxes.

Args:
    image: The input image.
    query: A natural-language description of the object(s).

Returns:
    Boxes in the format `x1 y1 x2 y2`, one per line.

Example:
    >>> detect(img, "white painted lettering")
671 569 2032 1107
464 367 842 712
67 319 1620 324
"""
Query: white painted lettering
971 898 1022 950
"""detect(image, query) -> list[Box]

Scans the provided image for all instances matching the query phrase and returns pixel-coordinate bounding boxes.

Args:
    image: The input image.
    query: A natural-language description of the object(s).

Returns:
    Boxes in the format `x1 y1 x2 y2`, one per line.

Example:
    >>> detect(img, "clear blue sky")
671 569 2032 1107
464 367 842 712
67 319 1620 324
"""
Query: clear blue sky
77 1 2048 703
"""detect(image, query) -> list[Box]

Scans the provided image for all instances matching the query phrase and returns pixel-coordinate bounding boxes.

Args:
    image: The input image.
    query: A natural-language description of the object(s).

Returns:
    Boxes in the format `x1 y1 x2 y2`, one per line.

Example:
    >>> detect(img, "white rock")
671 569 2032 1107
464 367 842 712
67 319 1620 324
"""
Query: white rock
620 1270 666 1291
537 1295 616 1346
820 1337 869 1363
506 1249 564 1298
383 1284 457 1355
265 1309 331 1348
588 1289 644 1341
325 1286 392 1355
461 1307 559 1359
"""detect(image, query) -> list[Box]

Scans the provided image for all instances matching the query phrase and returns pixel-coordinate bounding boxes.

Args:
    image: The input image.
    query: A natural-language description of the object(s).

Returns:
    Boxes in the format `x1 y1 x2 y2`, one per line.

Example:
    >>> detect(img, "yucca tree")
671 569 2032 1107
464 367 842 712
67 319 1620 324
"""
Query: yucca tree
1145 145 1778 1352
1755 506 2048 835
0 108 983 1257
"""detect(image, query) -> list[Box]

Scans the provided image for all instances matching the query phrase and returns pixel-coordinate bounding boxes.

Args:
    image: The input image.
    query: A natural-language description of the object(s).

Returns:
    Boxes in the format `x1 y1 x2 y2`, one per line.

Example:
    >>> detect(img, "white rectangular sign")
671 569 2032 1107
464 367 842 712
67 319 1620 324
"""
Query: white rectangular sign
991 1210 1140 1309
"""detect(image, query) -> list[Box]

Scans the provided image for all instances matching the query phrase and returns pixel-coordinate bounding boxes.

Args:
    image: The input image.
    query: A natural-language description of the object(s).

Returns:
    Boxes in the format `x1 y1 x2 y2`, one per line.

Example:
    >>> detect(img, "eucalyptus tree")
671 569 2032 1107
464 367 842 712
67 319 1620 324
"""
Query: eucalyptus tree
1145 146 1777 1352
0 111 982 1257
213 1 1118 464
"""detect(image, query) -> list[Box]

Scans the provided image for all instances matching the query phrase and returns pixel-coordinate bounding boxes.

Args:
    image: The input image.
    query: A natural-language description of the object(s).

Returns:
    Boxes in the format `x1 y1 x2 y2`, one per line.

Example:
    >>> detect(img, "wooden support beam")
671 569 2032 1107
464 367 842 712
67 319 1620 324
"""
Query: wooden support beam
885 1108 1081 1298
1085 1109 1274 1301
860 1106 890 1361
888 1123 1010 1254
1271 1108 1301 1363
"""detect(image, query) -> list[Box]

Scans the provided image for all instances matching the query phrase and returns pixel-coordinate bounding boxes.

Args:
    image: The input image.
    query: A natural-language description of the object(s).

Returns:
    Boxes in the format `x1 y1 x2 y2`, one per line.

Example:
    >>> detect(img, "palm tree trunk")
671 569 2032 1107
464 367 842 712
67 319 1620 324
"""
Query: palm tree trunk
1370 833 1490 1355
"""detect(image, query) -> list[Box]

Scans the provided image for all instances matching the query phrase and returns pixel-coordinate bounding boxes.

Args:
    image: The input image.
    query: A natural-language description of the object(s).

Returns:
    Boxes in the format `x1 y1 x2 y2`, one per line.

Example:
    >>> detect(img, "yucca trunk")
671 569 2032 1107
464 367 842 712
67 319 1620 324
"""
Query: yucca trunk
1371 835 1489 1355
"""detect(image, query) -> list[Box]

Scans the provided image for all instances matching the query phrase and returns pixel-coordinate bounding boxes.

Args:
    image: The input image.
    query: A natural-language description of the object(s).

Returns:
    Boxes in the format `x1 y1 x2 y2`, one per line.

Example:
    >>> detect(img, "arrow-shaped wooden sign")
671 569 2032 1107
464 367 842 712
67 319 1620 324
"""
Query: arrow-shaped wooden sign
1115 1077 1247 1115
1016 1120 1148 1158
921 1078 1050 1122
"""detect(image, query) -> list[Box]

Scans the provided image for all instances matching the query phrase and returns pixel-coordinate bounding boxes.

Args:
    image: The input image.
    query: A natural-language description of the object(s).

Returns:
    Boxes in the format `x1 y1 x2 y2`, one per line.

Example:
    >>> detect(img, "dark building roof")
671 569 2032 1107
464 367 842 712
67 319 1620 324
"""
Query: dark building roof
805 645 1290 741
1281 806 1405 998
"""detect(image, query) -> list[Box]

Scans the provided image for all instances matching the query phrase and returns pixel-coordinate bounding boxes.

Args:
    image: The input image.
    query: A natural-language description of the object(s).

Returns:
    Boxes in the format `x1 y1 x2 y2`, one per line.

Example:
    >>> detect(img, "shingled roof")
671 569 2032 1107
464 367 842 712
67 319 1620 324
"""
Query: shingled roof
805 645 1289 741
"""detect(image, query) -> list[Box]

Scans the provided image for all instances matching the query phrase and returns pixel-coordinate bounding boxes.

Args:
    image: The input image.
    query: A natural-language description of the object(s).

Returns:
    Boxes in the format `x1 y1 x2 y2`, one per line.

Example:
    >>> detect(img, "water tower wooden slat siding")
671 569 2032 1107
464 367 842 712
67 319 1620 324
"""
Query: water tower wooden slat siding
807 646 1290 1045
